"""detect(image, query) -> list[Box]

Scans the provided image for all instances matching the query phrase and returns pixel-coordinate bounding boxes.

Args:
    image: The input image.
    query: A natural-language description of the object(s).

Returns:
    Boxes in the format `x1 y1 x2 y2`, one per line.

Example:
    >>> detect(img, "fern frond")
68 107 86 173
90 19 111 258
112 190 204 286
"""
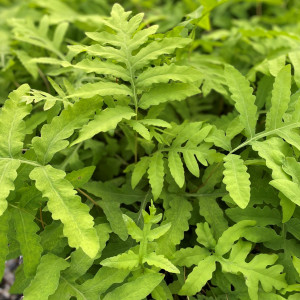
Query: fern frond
131 157 150 189
179 256 216 296
126 120 151 141
0 160 20 216
131 37 192 70
67 82 133 99
148 152 165 200
156 196 192 256
82 181 129 240
143 253 179 273
139 83 200 109
0 85 31 215
168 150 185 188
69 3 200 114
103 273 164 300
215 220 256 256
226 206 281 226
0 210 11 279
71 106 135 146
172 246 210 267
225 65 257 138
30 165 99 258
23 254 69 300
79 268 130 300
0 84 31 157
265 65 291 131
223 154 251 209
11 207 43 277
252 138 290 180
165 123 222 186
220 240 287 300
73 58 130 81
136 64 202 88
12 16 66 59
32 98 99 164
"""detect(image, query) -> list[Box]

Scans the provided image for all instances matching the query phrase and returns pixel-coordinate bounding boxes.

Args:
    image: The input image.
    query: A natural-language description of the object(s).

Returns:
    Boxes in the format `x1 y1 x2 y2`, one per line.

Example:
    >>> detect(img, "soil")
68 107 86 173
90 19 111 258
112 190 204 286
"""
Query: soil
0 260 22 300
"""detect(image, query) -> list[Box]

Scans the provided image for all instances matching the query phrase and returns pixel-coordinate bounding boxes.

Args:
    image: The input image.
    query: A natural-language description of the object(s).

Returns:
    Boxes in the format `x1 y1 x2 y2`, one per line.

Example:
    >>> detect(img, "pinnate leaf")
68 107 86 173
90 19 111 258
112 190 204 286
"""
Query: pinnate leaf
221 240 287 300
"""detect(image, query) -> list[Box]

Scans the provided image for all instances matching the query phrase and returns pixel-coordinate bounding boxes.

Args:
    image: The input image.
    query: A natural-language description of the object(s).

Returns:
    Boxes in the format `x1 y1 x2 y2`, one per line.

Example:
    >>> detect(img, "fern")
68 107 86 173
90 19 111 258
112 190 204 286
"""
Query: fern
23 254 69 300
32 97 99 164
1 2 300 299
30 166 99 258
67 3 200 145
0 85 31 215
223 154 251 209
178 221 287 299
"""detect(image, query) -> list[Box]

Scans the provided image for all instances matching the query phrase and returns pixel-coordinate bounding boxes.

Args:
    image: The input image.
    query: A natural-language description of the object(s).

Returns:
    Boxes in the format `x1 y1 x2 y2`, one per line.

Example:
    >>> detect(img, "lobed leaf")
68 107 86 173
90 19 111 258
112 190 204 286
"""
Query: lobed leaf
0 210 11 279
136 64 202 88
223 154 251 209
0 84 31 157
148 152 165 200
103 273 164 300
172 246 210 267
179 255 216 296
215 220 256 256
168 150 185 188
30 165 99 258
265 65 291 131
12 208 43 277
0 159 20 216
23 254 69 300
143 253 179 273
225 65 257 138
101 250 139 270
156 196 192 256
71 106 135 146
32 98 99 164
139 82 200 109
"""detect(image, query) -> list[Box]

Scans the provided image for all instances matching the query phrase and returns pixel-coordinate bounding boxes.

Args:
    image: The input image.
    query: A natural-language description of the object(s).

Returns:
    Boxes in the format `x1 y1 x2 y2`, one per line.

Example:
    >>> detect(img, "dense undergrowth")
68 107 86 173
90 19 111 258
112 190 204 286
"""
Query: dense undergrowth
1 0 300 299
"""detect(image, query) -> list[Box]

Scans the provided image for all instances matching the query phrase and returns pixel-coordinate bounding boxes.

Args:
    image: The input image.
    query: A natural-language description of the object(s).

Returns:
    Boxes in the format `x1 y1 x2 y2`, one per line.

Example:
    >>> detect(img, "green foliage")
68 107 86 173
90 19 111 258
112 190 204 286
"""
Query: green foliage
1 1 300 299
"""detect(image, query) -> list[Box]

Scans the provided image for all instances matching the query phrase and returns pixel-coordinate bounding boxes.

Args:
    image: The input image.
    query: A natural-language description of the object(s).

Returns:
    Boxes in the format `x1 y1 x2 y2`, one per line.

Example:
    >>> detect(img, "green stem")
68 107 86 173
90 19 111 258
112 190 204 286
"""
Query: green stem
229 122 300 155
139 223 151 264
